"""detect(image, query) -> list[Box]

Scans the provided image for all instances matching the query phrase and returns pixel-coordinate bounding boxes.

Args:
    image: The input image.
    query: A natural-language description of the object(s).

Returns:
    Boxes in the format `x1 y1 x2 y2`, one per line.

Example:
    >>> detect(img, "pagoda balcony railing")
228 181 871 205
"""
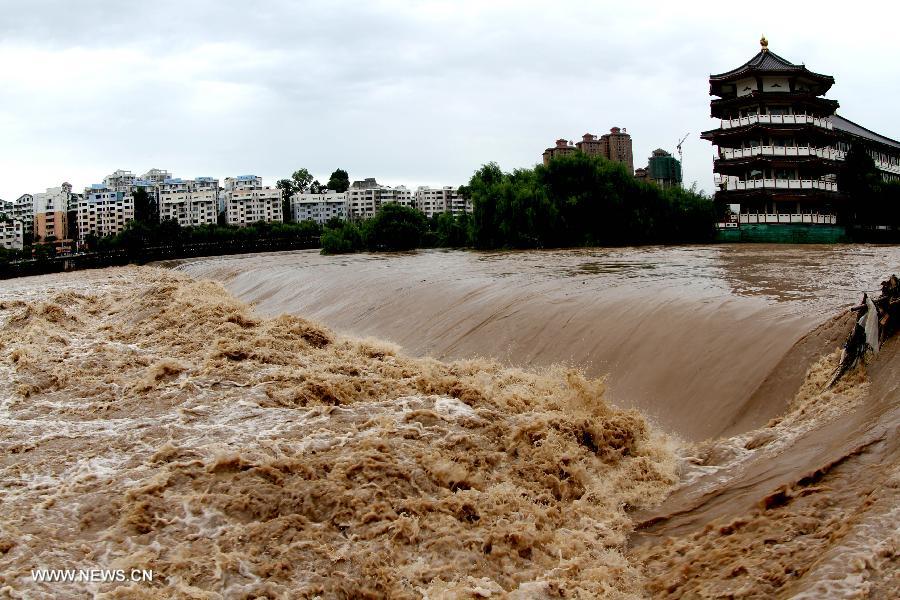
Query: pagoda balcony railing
874 159 900 175
719 146 845 161
722 179 838 192
718 114 834 131
738 213 836 225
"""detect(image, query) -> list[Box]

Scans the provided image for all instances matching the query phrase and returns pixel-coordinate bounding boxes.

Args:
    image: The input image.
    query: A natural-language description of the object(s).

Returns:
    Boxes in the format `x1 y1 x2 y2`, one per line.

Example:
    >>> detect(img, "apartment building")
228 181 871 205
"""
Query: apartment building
141 168 173 185
346 178 413 219
194 177 221 214
33 183 74 246
290 191 348 224
103 169 159 217
1 194 34 235
414 186 471 217
103 169 136 192
223 175 282 227
600 127 635 173
543 127 635 173
0 219 24 251
78 184 135 239
542 139 577 165
159 178 218 227
574 127 634 172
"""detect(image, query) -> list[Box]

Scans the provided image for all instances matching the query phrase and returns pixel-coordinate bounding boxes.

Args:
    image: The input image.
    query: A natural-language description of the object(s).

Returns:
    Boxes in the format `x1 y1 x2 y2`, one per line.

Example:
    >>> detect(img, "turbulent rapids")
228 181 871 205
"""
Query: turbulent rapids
2 244 899 598
0 268 676 598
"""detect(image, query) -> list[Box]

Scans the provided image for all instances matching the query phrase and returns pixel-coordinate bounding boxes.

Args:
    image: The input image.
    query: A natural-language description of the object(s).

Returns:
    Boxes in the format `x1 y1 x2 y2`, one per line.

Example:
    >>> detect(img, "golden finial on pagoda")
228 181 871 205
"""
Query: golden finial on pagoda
760 35 769 51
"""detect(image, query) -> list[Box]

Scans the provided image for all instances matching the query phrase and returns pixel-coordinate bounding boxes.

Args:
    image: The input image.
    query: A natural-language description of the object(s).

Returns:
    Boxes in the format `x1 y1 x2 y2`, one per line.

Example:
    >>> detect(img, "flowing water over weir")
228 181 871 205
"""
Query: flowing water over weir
0 244 898 598
177 244 900 441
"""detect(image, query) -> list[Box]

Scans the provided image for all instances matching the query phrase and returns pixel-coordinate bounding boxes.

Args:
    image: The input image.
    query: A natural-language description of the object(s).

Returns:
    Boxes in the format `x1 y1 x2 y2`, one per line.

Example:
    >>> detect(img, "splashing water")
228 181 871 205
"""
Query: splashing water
0 267 676 598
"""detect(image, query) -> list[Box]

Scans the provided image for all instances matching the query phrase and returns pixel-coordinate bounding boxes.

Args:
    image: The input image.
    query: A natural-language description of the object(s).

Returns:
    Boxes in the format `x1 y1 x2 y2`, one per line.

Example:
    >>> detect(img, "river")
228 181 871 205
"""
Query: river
176 244 900 441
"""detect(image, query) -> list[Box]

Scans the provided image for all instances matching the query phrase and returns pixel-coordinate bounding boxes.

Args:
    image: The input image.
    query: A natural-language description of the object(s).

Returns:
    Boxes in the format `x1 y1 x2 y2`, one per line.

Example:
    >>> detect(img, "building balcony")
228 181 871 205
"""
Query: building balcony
719 146 845 161
721 179 838 192
874 159 900 175
718 114 834 131
737 213 836 225
710 93 839 119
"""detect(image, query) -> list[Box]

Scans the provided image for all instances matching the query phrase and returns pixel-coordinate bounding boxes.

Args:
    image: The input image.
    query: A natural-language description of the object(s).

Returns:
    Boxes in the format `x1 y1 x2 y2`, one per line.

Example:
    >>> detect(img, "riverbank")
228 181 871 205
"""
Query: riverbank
0 237 321 280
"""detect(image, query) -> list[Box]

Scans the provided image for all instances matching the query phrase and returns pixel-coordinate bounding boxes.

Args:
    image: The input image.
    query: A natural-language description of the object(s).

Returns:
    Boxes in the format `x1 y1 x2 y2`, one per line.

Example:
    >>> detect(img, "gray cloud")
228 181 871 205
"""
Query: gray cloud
2 0 898 200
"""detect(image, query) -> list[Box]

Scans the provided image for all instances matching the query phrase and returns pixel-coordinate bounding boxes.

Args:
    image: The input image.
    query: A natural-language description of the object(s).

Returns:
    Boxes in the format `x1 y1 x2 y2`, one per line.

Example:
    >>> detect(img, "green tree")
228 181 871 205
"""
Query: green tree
83 233 99 251
324 216 345 230
880 181 900 228
327 168 351 193
430 211 472 247
291 168 314 192
133 187 158 224
467 162 506 248
838 145 882 225
278 168 316 221
33 242 54 262
277 179 297 222
321 220 363 254
276 178 297 197
0 246 21 266
363 203 428 251
465 153 715 248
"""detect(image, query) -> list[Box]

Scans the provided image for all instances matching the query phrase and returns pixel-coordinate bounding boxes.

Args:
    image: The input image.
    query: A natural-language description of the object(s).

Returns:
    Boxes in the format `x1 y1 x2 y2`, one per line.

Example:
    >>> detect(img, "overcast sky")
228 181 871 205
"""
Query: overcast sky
2 0 899 200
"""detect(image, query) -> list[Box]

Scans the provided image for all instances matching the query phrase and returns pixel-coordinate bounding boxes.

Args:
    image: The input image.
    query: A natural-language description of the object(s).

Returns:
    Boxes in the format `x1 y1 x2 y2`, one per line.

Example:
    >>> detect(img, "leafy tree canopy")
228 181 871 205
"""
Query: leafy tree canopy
133 187 158 224
362 203 428 251
291 168 314 193
327 168 351 193
466 153 715 248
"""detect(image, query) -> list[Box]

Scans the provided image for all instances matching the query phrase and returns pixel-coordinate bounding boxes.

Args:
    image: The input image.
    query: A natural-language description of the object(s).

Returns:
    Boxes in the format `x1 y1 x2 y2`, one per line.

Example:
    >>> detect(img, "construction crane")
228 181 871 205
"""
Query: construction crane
676 133 690 187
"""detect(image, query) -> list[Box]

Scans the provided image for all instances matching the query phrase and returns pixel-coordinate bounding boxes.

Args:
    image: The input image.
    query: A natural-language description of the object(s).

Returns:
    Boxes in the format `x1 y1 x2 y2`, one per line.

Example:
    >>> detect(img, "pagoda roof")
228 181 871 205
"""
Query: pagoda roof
831 114 900 151
710 48 834 84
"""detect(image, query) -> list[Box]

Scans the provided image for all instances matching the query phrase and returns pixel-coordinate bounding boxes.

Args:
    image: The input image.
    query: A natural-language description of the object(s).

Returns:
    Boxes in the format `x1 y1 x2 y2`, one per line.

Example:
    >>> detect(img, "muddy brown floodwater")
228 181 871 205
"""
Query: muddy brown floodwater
177 244 900 442
1 243 897 598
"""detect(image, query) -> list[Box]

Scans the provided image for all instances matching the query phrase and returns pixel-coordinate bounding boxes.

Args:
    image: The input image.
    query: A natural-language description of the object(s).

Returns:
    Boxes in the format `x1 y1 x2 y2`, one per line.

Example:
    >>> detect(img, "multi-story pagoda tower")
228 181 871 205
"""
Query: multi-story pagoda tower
702 37 844 228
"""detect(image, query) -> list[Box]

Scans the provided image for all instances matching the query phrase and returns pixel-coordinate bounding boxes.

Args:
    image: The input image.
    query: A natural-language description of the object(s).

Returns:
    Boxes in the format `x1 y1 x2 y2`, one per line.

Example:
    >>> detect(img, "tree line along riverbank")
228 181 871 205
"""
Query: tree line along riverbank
4 151 900 279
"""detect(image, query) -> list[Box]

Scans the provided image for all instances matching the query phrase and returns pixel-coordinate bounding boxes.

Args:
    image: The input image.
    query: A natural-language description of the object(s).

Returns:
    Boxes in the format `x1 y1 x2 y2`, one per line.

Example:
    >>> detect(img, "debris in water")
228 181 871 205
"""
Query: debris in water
830 275 900 387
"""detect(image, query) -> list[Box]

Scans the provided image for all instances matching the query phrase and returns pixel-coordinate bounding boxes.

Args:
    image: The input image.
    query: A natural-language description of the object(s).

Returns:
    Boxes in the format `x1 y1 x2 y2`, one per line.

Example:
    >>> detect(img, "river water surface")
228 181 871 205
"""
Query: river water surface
2 244 898 598
177 244 900 441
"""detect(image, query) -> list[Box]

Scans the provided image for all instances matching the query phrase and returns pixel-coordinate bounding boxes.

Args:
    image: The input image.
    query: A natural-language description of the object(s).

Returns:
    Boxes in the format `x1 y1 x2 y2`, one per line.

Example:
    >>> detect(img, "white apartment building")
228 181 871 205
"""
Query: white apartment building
33 183 74 242
414 186 471 218
193 177 223 214
141 168 172 184
103 169 136 192
0 219 24 250
158 178 218 227
33 184 72 214
1 194 34 235
158 178 188 224
78 184 135 239
447 190 471 215
104 169 158 216
290 191 348 224
223 175 283 227
346 178 414 219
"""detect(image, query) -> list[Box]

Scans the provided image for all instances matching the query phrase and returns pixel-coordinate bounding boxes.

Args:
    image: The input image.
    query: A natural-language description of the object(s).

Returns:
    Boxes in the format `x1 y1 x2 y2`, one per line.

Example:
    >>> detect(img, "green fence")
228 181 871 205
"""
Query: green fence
716 224 848 244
